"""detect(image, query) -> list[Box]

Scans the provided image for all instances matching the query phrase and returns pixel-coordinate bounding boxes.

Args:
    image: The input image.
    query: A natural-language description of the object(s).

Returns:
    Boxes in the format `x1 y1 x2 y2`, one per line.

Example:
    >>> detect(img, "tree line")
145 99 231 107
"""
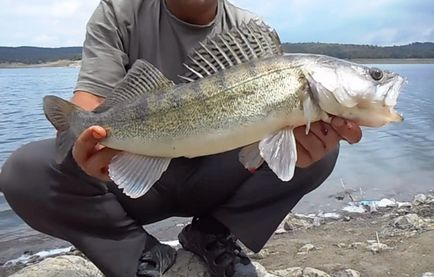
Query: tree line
0 46 82 64
282 42 434 59
1 42 433 64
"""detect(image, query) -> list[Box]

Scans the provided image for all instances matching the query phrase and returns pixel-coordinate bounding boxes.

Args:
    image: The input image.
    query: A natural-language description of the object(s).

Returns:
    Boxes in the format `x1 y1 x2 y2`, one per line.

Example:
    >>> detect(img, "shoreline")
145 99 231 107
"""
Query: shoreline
0 60 81 69
350 58 434 64
1 58 434 69
1 193 433 276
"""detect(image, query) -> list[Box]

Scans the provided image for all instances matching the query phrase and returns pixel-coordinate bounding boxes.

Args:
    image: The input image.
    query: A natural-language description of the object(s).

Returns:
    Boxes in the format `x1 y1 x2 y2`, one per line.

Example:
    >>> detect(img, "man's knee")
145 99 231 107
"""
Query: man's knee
1 140 53 193
297 145 339 194
0 140 56 220
316 145 339 178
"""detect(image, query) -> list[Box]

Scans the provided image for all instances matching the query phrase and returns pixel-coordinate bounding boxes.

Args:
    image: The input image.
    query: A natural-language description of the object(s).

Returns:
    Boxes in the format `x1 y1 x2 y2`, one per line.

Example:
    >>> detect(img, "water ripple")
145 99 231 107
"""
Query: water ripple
1 64 434 229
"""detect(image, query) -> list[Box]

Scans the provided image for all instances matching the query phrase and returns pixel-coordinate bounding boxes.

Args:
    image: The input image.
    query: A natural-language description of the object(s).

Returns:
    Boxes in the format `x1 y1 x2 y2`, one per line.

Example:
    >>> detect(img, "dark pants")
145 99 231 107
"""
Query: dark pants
0 139 338 277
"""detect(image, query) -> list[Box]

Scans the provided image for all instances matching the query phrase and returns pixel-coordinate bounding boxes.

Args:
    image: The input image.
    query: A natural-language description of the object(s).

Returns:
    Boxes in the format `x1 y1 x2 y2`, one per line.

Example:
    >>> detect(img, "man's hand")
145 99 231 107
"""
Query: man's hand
295 117 362 168
72 126 120 181
70 91 120 181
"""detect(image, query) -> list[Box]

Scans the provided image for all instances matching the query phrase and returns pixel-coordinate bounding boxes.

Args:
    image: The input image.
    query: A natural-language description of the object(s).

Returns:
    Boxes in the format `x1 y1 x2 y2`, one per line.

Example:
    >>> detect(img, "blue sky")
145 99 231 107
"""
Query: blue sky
0 0 433 47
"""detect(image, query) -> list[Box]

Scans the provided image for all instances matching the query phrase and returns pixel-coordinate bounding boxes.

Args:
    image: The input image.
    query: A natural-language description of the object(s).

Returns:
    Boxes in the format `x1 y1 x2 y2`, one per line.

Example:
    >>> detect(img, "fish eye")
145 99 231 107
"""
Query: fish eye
369 68 383 81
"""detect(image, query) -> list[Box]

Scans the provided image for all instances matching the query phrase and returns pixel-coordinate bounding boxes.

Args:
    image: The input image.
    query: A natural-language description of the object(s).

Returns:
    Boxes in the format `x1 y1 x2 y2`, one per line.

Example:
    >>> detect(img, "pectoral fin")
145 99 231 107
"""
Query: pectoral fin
259 127 297 181
239 143 264 173
302 96 316 135
109 153 171 198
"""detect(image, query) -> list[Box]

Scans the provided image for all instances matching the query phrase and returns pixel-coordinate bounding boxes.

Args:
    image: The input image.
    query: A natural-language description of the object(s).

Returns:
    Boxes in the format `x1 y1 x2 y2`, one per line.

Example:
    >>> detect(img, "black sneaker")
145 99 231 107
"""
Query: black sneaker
137 243 177 277
178 223 251 277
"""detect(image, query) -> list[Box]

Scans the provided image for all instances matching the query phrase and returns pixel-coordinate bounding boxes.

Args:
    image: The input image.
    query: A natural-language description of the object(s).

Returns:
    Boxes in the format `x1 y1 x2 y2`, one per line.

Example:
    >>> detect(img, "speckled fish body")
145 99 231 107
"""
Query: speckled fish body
74 56 308 158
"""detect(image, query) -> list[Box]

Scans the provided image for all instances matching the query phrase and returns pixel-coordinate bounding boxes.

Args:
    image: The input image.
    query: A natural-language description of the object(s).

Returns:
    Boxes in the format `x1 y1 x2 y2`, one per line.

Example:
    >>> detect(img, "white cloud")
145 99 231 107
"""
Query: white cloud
1 0 95 18
232 0 434 45
361 28 400 46
49 1 82 17
33 34 57 45
0 0 432 47
0 0 99 46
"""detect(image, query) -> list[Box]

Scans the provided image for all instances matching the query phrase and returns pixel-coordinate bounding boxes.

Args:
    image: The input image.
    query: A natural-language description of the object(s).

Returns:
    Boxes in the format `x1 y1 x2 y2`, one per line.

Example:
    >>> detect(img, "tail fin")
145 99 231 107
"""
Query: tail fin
43 95 81 163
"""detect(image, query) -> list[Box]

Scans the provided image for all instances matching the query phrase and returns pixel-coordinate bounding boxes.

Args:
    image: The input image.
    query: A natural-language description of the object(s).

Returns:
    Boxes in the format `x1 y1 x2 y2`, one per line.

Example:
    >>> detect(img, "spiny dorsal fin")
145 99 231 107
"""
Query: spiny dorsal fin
179 20 283 83
94 59 174 113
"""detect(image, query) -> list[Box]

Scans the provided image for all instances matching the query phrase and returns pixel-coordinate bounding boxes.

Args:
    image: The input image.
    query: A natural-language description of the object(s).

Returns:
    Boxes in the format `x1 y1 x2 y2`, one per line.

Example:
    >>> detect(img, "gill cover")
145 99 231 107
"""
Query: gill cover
301 55 405 126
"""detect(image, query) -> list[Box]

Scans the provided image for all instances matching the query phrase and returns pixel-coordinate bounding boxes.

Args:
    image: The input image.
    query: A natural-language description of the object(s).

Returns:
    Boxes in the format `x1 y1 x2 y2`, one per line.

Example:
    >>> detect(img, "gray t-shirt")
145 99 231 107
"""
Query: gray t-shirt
75 0 261 97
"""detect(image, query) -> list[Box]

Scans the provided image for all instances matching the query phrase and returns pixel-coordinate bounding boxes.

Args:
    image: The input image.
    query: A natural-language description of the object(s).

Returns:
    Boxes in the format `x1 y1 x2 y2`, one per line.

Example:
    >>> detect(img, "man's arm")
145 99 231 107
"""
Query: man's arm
71 91 104 111
69 0 130 180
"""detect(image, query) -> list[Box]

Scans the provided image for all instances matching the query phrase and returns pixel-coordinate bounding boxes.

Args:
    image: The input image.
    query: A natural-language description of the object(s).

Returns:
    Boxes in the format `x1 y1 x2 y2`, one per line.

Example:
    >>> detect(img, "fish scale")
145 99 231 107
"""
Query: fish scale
98 58 305 154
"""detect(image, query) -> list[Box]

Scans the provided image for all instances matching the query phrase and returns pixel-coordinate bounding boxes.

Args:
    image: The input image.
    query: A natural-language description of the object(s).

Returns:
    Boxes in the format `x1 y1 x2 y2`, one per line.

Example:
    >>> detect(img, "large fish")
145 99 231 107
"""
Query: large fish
43 21 405 198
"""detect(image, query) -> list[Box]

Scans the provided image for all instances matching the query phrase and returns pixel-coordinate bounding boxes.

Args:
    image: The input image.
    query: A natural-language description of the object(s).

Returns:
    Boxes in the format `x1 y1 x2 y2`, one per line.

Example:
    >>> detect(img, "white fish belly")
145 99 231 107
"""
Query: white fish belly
103 112 307 158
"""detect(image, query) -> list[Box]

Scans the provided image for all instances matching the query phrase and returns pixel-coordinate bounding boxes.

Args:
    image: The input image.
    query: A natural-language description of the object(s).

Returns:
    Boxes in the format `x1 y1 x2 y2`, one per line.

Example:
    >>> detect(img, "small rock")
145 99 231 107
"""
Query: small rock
397 208 410 215
376 198 398 208
251 262 277 277
10 255 103 277
68 248 86 258
335 243 346 248
274 267 328 277
367 204 378 213
165 250 211 277
283 214 314 231
273 267 303 277
332 269 361 277
313 217 322 227
249 249 270 260
348 242 365 249
397 201 412 208
413 194 427 205
366 242 392 253
274 227 287 234
393 214 425 230
165 250 274 277
342 205 366 214
297 244 316 255
303 267 331 277
343 216 351 222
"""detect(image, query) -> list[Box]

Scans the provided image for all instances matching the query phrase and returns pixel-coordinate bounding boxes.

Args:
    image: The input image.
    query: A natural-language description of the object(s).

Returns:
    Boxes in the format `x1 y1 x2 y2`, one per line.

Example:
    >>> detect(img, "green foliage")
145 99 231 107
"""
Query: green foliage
282 42 434 59
1 42 433 64
0 46 82 64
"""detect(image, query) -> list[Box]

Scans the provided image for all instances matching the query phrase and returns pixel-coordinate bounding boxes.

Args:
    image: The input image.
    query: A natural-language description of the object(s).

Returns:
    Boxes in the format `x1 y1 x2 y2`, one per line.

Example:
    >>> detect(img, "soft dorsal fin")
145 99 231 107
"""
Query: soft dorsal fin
179 20 283 83
94 59 174 113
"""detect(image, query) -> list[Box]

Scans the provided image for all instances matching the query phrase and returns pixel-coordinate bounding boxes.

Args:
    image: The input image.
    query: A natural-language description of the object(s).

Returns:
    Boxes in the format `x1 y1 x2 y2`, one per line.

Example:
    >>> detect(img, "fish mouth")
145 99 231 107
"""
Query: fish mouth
385 75 406 107
385 75 406 122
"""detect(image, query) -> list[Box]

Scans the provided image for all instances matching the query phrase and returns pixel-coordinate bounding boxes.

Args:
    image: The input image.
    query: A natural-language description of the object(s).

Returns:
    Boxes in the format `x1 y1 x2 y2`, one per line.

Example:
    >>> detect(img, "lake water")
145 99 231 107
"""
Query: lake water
0 64 433 238
0 67 77 235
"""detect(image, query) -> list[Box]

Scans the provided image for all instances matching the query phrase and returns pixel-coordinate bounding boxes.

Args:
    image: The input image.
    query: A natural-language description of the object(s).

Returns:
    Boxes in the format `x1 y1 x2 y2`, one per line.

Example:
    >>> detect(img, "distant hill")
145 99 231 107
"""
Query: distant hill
0 46 82 64
1 42 434 64
282 42 434 59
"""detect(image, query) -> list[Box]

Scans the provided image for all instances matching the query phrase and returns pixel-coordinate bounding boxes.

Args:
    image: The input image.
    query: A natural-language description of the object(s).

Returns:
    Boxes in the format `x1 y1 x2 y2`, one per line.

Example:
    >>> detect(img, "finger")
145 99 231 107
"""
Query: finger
86 148 121 181
296 142 313 168
309 121 341 152
293 126 326 162
95 143 106 151
73 126 107 165
331 117 362 144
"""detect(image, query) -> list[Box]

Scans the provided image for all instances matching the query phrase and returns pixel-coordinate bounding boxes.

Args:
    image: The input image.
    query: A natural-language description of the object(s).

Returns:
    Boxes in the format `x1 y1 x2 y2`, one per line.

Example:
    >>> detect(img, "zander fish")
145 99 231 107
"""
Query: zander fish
43 21 405 198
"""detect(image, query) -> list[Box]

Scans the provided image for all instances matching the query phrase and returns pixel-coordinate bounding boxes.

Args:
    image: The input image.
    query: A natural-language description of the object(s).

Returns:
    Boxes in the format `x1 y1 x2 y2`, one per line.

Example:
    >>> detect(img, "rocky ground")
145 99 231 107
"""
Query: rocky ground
1 194 433 277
